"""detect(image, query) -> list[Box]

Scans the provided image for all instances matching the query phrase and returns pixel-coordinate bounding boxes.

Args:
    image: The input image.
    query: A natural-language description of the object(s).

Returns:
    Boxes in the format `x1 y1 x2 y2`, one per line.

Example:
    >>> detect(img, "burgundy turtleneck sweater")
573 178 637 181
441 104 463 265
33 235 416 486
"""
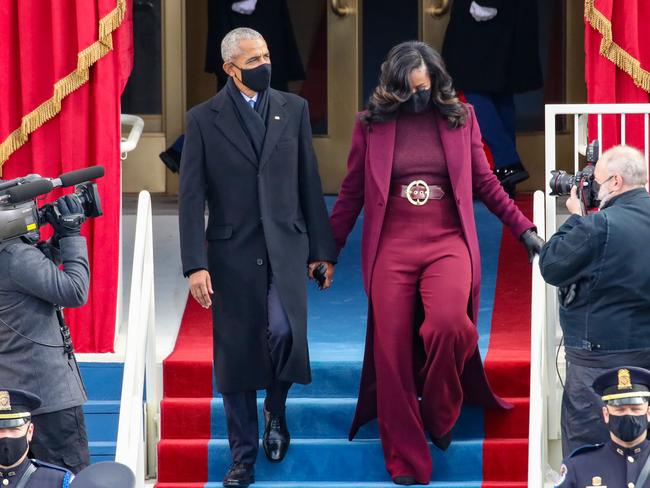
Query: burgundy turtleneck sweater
391 109 449 186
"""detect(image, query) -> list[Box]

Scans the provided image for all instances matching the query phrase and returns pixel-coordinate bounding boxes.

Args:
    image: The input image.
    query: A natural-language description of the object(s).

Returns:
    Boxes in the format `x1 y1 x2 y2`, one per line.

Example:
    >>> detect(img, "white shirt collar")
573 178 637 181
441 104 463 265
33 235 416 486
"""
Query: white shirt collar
241 92 258 103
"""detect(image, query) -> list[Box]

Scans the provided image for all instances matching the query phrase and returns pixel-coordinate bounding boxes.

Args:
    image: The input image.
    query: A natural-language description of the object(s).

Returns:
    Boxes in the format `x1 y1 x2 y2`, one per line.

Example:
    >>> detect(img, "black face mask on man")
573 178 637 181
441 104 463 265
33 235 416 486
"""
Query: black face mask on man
232 63 272 93
0 434 29 467
402 88 432 114
608 413 649 442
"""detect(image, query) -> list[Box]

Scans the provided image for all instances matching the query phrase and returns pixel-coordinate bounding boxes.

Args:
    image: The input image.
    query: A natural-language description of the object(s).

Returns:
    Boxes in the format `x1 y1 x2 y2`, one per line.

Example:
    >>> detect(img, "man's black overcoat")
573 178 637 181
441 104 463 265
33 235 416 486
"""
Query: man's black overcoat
179 87 336 393
442 0 543 94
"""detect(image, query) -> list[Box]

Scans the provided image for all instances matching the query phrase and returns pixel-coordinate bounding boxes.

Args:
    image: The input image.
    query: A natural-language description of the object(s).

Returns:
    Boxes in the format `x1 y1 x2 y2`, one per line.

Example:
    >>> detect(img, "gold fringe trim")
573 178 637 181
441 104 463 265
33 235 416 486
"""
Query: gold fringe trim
585 0 650 94
0 0 127 168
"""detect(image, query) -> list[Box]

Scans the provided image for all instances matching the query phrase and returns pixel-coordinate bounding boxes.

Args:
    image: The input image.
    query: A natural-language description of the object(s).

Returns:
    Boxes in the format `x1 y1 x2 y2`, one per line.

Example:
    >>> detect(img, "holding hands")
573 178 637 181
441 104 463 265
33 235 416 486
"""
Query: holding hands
308 262 335 290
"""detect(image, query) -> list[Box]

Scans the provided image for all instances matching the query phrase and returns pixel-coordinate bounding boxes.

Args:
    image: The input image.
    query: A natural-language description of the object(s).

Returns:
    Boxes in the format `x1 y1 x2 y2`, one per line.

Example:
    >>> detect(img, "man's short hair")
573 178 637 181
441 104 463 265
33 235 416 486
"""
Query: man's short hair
221 28 264 64
599 145 648 187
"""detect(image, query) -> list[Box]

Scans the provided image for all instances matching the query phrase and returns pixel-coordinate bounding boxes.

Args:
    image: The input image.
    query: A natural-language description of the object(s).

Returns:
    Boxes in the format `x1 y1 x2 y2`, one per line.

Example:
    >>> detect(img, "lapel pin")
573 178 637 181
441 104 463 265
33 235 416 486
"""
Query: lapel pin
274 115 281 120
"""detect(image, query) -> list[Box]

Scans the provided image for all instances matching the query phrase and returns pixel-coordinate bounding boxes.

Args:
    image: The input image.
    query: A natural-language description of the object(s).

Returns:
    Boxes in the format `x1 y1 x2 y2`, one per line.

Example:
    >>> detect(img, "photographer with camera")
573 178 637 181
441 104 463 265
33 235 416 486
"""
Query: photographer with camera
0 182 96 473
539 145 650 456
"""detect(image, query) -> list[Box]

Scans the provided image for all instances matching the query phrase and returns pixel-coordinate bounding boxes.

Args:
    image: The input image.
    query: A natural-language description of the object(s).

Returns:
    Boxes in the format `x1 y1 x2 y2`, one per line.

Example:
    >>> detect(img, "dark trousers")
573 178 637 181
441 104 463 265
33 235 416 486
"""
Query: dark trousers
222 278 293 465
464 91 520 169
370 195 477 483
561 362 610 457
29 405 90 474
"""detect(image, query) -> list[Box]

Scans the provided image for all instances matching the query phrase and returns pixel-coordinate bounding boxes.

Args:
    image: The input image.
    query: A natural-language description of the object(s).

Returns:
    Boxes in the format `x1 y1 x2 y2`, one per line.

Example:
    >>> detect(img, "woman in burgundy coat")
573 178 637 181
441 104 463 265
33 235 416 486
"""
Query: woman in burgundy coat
329 41 544 485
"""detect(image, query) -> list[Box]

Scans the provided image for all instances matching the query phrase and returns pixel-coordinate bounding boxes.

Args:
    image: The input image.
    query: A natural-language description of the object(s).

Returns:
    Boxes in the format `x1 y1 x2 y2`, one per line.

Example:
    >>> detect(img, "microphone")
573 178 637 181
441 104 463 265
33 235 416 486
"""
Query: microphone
53 166 105 188
4 179 54 204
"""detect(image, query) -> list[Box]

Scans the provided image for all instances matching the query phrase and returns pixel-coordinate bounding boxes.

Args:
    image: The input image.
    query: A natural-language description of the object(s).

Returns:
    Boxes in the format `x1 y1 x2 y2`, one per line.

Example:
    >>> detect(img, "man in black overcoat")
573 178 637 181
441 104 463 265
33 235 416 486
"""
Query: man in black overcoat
442 0 543 195
178 27 336 487
204 0 305 91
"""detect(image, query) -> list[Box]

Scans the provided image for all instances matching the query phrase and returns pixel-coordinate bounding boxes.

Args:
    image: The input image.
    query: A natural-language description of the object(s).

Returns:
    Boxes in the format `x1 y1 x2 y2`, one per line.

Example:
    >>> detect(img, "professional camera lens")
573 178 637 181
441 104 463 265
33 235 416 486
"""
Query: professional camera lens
549 170 576 197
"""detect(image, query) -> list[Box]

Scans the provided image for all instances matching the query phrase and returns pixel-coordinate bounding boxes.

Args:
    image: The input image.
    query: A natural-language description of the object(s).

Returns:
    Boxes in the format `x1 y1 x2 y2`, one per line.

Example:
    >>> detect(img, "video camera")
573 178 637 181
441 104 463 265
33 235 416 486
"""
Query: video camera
0 166 104 243
549 140 600 209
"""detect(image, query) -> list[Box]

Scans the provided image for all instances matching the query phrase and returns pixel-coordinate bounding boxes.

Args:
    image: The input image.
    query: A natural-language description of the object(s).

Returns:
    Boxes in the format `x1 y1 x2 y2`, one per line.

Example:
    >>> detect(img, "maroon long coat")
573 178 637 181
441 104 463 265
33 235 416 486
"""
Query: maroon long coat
329 105 534 439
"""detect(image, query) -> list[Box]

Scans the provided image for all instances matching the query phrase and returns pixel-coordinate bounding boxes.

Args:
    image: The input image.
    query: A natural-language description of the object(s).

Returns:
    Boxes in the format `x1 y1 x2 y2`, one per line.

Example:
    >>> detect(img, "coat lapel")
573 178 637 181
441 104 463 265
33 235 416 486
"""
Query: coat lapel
435 113 465 193
368 119 396 204
211 92 259 169
259 90 289 172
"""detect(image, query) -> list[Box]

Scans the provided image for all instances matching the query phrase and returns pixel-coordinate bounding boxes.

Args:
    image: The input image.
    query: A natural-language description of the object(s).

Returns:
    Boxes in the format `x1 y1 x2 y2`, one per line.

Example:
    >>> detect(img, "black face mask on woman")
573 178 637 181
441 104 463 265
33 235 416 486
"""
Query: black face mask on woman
402 88 432 114
608 413 649 442
233 63 272 93
0 434 29 467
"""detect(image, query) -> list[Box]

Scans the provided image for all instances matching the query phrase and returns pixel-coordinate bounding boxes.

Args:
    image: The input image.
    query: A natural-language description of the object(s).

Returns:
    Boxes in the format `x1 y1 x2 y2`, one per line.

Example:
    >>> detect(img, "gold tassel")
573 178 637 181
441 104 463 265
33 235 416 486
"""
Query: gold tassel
0 0 127 169
584 0 650 94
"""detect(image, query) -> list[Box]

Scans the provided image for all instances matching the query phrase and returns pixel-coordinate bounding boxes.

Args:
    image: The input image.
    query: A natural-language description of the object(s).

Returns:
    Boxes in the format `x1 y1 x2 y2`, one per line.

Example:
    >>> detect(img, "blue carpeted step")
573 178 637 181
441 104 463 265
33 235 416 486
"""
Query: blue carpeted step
83 400 120 442
202 483 484 487
205 438 483 482
89 441 116 463
79 363 124 400
210 397 484 440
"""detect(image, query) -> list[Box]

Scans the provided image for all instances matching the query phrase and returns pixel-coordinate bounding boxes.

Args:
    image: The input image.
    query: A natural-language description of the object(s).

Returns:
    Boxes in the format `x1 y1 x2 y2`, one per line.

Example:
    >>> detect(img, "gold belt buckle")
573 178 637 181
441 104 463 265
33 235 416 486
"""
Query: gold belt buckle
406 180 430 206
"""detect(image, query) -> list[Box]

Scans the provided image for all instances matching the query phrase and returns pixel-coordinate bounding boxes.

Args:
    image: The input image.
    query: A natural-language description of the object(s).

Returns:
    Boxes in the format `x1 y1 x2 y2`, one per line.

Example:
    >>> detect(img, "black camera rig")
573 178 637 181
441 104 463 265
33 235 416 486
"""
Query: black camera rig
549 140 600 209
0 166 104 244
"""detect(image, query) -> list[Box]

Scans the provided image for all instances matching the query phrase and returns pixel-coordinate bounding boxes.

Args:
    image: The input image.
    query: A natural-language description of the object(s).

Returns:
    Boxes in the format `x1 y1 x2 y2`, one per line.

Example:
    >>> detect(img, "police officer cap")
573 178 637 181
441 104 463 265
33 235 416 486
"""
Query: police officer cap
0 389 41 428
70 462 135 488
593 367 650 406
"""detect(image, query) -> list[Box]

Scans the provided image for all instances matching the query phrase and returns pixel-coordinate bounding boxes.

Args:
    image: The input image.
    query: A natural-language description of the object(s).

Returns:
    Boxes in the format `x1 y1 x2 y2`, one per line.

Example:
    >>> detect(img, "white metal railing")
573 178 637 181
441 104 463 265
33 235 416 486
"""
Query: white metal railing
116 115 145 349
115 190 159 487
528 190 548 486
530 103 650 485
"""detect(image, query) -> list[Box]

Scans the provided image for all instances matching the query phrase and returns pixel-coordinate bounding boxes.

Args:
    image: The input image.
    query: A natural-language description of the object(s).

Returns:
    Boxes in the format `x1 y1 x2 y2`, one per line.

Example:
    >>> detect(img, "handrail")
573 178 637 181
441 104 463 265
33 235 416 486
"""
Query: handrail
120 114 145 156
115 191 158 487
528 190 548 487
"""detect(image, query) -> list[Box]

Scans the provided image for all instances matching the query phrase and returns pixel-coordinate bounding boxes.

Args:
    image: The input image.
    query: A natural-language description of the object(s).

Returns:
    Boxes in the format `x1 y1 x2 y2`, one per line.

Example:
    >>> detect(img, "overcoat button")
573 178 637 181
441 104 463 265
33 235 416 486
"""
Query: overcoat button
256 258 264 266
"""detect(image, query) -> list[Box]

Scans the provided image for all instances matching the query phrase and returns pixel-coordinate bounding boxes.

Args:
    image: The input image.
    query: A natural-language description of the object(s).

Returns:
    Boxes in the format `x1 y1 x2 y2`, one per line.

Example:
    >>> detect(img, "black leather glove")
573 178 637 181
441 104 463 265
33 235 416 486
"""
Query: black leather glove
520 228 545 263
46 194 86 242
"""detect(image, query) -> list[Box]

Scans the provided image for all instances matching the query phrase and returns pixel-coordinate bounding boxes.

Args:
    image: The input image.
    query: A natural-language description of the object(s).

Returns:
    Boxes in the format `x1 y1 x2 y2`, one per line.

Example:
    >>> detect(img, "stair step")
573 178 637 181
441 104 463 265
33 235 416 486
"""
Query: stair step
89 441 115 463
157 438 527 483
84 400 120 442
164 357 366 399
79 363 124 401
156 483 527 488
161 396 529 440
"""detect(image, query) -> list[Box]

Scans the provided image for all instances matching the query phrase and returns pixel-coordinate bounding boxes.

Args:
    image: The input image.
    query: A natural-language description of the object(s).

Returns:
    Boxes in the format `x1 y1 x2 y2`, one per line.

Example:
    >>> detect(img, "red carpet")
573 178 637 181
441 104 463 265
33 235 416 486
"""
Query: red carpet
482 194 533 486
158 297 213 483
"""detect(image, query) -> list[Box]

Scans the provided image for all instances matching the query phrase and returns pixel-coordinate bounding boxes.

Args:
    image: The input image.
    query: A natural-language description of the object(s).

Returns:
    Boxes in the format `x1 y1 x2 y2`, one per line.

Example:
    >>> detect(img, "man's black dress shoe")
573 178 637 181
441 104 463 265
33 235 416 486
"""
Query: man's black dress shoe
223 462 254 487
263 405 290 462
393 475 418 485
431 430 452 451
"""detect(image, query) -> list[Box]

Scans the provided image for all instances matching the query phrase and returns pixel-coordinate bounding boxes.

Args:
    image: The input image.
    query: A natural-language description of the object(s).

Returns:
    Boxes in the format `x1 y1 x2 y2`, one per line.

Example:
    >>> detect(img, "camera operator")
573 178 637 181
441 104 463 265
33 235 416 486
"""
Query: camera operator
539 145 650 456
0 194 90 473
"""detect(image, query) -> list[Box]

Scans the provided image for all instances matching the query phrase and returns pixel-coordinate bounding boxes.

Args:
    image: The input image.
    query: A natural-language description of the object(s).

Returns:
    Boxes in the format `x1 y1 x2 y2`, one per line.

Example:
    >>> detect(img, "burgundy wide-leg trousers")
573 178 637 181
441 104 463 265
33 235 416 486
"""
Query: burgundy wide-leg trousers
370 194 478 483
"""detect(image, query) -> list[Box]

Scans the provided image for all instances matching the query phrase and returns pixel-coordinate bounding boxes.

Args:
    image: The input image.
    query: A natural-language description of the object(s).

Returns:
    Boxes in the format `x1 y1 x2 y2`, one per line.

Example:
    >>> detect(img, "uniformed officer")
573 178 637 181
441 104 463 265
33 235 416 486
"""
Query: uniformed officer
0 389 72 487
557 367 650 488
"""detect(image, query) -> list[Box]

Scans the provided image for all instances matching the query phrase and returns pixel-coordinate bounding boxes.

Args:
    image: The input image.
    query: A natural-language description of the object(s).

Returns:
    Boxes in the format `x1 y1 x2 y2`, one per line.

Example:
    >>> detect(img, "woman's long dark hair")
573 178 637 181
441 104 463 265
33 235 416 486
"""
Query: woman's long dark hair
362 41 467 128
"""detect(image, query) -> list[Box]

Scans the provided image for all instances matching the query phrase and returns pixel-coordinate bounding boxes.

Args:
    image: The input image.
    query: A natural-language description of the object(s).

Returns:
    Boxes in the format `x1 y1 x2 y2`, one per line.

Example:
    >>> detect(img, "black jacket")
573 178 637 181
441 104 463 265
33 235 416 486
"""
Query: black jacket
0 237 89 414
442 0 543 94
178 87 336 393
539 188 650 351
205 0 305 89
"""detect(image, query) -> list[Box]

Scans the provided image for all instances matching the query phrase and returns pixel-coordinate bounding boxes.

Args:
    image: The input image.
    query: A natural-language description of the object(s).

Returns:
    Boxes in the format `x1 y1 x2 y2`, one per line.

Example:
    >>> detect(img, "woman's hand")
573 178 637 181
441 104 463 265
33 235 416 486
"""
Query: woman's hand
520 229 545 263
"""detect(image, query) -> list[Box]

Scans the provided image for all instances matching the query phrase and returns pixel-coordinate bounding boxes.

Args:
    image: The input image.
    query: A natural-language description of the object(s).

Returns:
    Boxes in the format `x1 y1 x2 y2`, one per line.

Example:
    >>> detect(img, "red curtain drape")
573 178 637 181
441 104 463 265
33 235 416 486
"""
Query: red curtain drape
584 0 650 151
0 0 133 352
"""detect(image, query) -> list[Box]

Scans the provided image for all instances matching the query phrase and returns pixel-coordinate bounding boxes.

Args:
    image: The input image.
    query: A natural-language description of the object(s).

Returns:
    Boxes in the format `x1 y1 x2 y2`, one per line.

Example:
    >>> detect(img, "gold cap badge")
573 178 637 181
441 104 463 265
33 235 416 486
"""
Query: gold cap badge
0 391 10 411
618 369 633 390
